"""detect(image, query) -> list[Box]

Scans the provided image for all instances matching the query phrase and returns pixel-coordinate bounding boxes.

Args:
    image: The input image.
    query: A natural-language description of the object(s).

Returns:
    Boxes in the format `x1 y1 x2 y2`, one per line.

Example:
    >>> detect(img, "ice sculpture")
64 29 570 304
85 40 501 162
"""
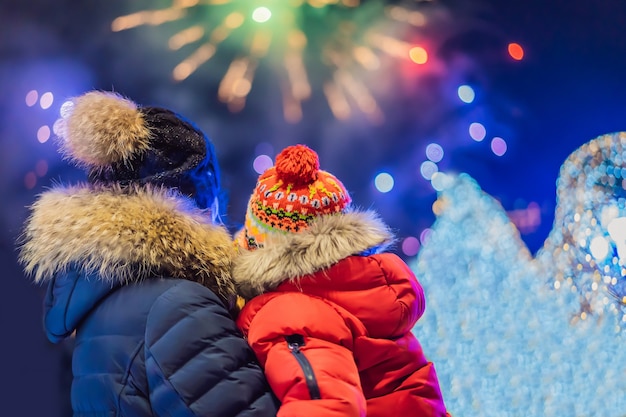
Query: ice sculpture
412 132 626 416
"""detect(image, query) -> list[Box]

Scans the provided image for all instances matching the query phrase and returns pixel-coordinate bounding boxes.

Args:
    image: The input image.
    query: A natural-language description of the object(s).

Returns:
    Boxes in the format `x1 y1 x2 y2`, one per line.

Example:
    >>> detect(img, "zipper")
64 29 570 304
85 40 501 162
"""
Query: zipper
285 334 321 400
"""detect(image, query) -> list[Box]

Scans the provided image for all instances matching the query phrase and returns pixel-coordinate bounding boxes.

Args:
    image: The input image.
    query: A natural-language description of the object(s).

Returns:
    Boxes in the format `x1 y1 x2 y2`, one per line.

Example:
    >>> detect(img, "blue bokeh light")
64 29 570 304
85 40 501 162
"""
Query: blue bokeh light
458 85 475 103
374 172 394 193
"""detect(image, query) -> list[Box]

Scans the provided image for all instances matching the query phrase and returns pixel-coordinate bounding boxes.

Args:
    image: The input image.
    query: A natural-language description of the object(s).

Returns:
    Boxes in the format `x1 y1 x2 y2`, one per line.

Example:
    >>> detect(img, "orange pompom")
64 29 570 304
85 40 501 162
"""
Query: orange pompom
275 144 320 185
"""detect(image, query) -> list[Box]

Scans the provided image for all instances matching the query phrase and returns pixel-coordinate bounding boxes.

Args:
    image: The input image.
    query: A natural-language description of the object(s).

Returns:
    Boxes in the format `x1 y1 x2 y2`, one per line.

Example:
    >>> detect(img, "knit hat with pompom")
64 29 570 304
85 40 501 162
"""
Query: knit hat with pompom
54 90 222 212
237 144 351 250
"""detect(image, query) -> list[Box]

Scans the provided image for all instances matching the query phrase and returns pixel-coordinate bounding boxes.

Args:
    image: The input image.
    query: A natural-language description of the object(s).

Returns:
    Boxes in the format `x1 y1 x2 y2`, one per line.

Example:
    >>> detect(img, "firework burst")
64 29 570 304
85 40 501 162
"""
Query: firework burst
112 0 434 122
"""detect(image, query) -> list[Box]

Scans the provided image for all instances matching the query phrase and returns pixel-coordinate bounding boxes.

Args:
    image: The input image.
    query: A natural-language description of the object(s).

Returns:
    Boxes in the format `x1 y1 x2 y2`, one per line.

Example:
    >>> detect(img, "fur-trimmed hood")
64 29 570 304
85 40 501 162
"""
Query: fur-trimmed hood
19 184 236 300
232 210 395 299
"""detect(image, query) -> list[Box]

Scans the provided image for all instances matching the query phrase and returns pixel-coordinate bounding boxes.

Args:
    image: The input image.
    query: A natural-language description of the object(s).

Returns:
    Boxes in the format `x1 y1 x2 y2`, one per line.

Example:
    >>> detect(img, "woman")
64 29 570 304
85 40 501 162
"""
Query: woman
18 91 278 416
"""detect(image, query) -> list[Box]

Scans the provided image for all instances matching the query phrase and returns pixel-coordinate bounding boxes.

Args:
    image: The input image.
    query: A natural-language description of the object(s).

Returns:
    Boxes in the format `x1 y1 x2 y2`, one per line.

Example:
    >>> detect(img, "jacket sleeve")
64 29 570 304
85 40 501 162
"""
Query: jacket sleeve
144 281 278 417
376 253 426 329
245 292 366 417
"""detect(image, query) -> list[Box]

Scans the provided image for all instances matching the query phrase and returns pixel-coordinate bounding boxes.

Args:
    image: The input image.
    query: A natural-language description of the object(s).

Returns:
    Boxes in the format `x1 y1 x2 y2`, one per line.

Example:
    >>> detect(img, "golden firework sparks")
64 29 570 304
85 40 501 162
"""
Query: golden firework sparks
112 0 431 122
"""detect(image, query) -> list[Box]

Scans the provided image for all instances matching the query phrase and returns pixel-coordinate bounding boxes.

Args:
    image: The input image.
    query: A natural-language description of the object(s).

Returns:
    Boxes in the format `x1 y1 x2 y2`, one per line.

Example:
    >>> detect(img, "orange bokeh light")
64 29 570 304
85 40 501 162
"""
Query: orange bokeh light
409 46 428 64
508 42 524 60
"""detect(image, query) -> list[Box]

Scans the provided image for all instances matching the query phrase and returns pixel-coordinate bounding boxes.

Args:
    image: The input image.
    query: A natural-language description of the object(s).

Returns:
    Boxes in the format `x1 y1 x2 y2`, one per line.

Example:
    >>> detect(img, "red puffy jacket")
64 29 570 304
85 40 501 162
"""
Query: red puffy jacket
234 211 449 417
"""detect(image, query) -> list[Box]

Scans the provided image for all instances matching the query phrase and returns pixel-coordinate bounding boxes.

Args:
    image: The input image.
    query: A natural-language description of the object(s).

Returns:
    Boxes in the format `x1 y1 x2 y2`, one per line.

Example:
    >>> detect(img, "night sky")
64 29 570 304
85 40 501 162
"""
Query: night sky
2 0 626 414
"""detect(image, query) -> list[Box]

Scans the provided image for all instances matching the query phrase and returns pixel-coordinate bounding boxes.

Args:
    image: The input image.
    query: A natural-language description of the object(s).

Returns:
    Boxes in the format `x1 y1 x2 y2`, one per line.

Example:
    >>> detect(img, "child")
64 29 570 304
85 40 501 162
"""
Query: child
233 144 449 417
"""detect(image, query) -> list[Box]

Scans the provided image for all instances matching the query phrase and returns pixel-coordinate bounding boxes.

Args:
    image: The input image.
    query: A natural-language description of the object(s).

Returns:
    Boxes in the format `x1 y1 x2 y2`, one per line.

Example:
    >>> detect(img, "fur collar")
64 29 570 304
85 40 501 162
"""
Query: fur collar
19 184 235 300
232 210 394 299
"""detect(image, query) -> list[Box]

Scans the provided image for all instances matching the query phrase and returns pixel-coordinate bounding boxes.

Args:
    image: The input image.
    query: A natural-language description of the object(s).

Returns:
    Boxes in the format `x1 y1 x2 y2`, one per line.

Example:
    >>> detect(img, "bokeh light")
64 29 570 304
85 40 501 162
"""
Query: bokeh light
607 217 626 263
25 90 38 107
37 125 51 143
426 143 444 163
491 136 507 156
419 227 433 245
374 172 394 193
608 217 626 243
409 46 428 64
589 236 610 261
508 42 524 60
457 85 475 103
430 171 453 192
402 236 421 256
469 122 486 141
251 7 271 23
253 154 273 174
420 160 438 180
386 4 427 27
40 92 54 109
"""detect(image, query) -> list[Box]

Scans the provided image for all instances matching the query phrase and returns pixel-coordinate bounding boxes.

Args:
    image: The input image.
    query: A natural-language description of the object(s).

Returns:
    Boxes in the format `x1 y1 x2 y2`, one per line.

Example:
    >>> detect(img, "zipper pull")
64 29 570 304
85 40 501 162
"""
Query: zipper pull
286 334 305 352
284 334 321 400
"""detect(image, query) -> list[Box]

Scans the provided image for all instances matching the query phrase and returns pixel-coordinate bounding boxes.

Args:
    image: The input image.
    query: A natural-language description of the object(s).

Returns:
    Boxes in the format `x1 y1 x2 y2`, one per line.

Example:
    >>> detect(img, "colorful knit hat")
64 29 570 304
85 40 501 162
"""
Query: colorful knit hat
238 144 351 250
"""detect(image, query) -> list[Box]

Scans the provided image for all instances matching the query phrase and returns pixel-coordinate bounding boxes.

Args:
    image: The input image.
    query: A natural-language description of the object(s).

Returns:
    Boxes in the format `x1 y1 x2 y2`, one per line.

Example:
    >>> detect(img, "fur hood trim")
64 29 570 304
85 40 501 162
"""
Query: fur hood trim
232 210 394 298
19 184 235 299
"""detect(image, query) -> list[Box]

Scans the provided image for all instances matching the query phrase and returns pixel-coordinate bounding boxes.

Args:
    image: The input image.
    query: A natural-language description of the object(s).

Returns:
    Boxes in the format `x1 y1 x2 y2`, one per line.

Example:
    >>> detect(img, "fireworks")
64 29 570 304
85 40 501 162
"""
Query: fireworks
112 0 434 122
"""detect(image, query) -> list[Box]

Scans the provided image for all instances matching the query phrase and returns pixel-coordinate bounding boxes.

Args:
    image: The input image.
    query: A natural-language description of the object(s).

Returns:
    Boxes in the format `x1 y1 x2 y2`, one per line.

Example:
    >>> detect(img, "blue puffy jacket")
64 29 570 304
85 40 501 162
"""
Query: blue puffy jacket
19 185 279 417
